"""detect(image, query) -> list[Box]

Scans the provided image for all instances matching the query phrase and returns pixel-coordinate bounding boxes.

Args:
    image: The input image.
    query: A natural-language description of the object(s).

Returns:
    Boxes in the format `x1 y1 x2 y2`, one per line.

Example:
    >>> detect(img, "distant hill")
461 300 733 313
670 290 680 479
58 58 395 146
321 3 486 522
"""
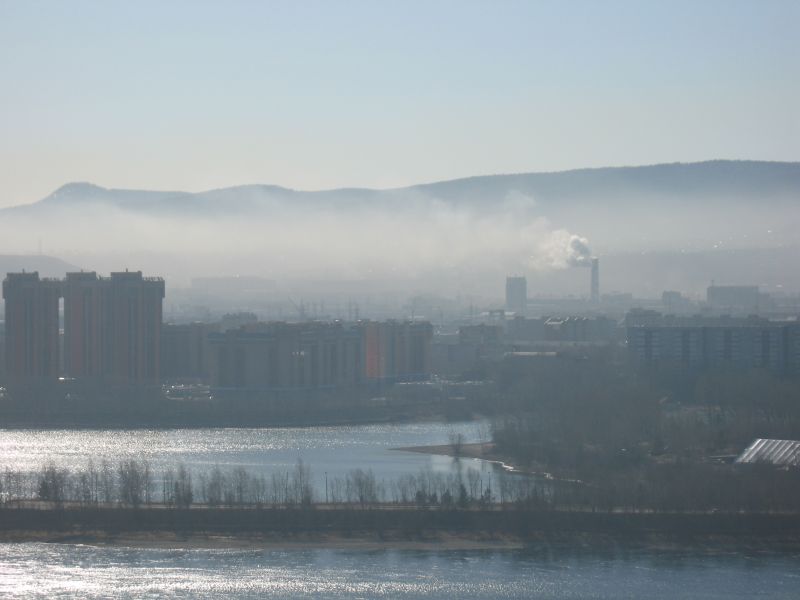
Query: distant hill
2 160 799 218
414 160 800 205
0 255 81 279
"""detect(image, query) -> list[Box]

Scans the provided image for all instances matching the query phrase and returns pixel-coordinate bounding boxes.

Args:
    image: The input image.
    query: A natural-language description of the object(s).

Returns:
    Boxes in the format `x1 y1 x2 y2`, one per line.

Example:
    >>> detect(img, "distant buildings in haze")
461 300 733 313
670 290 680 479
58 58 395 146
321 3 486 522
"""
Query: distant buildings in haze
627 311 800 375
208 320 432 397
1 270 435 401
505 276 527 315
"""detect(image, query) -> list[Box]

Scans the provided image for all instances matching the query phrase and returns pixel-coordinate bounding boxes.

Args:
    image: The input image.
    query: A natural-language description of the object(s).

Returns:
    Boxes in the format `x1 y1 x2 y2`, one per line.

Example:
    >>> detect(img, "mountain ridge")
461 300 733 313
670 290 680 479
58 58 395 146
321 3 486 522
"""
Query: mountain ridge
5 159 799 215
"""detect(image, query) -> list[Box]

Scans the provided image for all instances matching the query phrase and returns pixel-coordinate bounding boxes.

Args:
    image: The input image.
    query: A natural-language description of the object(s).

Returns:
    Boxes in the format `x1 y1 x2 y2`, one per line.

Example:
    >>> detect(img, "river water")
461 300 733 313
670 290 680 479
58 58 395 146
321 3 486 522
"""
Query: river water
0 543 797 599
0 422 798 598
0 421 495 495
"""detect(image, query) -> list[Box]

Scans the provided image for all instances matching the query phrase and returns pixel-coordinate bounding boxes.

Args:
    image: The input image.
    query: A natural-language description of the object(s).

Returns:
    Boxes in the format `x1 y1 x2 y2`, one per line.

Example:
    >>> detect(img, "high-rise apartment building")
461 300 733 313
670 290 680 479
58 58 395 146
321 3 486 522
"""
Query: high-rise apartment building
2 272 61 384
62 271 105 379
3 270 165 390
104 271 165 385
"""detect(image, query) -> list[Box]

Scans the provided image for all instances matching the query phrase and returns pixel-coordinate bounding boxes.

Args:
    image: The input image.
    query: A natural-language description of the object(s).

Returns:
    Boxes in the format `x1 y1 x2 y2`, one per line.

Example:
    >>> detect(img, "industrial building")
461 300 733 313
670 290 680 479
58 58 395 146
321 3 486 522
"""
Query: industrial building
506 315 617 344
706 285 761 313
735 439 800 467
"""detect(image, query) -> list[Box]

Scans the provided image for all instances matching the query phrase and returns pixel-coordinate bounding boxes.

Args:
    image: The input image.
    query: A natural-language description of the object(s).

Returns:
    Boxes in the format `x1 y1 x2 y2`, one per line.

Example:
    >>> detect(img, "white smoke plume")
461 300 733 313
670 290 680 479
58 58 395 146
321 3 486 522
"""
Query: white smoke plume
528 230 592 270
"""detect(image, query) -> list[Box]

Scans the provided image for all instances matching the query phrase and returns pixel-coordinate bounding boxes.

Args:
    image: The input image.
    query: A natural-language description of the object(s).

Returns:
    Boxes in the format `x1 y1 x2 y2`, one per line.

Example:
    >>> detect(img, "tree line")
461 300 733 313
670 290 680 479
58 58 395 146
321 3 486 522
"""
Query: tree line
2 456 798 514
0 459 501 510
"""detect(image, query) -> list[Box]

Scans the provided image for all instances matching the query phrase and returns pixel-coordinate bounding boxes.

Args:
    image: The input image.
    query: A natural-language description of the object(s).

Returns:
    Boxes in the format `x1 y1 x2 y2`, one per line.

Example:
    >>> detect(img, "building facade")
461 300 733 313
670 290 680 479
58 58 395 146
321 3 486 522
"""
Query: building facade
627 313 800 374
2 270 165 390
161 322 216 381
208 320 433 395
2 272 61 385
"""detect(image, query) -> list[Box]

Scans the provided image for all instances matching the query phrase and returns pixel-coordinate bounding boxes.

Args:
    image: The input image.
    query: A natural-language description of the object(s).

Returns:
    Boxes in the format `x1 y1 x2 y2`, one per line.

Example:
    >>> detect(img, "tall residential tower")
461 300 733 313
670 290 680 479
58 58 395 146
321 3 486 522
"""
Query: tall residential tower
3 270 165 390
2 272 61 385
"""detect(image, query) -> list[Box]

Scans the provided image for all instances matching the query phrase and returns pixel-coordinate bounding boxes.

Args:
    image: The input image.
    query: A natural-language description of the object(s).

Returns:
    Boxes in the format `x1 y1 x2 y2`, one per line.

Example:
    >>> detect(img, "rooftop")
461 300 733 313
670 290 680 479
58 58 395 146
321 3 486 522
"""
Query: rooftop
735 439 800 467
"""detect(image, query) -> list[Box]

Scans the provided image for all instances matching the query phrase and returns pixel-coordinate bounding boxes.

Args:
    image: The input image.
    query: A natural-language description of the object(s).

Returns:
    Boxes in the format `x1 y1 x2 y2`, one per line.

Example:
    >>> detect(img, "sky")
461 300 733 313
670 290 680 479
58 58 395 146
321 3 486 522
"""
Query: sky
0 0 798 207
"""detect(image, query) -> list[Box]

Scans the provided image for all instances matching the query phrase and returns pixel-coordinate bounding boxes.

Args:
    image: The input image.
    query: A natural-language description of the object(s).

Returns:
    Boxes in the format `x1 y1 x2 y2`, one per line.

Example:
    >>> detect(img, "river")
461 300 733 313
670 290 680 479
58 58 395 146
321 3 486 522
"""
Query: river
0 543 797 599
0 421 494 496
0 422 797 598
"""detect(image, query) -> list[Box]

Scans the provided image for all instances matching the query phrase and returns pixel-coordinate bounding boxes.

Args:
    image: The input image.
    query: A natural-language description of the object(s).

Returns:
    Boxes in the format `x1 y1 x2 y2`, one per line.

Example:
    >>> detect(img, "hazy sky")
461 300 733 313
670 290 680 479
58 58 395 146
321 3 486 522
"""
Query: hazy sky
1 0 798 206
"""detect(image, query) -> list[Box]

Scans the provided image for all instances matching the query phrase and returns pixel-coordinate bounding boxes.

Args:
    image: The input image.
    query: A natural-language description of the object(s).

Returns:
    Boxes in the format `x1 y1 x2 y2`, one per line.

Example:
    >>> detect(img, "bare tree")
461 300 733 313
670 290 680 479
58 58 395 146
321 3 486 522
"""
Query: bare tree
118 460 148 507
448 431 465 458
174 464 193 508
100 459 115 504
291 458 313 507
37 462 68 506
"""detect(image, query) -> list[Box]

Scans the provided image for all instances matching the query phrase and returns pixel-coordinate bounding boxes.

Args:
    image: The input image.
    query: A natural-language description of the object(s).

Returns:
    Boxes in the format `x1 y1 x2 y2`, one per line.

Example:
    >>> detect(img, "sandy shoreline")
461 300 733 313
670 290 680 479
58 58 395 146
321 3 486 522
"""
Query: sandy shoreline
393 441 495 458
393 442 536 475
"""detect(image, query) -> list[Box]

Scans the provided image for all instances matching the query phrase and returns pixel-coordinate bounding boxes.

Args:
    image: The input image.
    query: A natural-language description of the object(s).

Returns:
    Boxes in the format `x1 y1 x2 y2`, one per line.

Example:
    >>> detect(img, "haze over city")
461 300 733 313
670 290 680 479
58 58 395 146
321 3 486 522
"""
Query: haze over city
1 1 799 598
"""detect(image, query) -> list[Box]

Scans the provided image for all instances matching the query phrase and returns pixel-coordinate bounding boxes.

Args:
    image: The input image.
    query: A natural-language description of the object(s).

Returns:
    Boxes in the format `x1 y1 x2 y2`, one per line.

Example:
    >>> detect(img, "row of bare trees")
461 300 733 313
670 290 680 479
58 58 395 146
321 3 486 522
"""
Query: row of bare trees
3 458 798 513
0 460 499 509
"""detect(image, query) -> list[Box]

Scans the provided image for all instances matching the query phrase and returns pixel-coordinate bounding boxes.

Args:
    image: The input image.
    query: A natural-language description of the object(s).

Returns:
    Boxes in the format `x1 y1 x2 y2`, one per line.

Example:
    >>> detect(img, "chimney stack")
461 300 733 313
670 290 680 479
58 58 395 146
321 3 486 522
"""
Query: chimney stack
590 257 599 303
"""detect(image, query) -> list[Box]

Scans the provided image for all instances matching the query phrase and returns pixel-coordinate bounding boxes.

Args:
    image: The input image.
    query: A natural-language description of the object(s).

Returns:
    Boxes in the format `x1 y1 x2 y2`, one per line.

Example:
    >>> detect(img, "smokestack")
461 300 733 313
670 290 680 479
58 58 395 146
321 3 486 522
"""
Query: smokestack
590 257 599 303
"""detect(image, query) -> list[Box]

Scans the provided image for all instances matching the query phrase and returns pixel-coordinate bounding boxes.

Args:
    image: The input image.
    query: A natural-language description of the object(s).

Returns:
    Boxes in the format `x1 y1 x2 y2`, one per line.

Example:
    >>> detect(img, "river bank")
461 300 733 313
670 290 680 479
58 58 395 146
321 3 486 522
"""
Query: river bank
2 506 800 550
395 442 534 475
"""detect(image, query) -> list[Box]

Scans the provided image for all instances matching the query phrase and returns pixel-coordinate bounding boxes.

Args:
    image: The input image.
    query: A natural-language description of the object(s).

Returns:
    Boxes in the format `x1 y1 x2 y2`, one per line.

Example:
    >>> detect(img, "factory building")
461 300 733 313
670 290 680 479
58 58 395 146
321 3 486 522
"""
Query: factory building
506 315 617 344
706 285 760 313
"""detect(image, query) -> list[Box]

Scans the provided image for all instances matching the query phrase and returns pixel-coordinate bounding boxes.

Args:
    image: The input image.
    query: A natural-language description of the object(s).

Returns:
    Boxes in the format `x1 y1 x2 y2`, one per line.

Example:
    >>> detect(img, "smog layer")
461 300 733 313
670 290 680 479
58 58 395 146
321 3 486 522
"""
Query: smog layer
1 160 798 296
